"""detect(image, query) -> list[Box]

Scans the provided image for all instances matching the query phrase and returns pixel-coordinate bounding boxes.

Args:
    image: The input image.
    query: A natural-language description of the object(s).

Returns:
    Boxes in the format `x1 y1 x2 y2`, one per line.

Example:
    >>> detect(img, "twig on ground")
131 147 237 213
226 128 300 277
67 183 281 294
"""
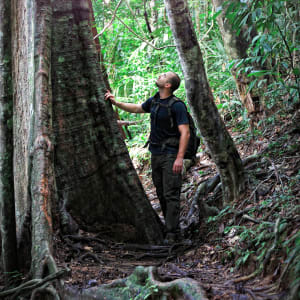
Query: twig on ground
265 158 285 193
242 214 261 224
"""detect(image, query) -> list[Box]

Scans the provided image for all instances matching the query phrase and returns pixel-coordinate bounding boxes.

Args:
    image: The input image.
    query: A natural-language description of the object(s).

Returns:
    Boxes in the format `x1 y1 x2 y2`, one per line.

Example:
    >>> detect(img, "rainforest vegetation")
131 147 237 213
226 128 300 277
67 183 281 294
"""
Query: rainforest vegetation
0 0 299 299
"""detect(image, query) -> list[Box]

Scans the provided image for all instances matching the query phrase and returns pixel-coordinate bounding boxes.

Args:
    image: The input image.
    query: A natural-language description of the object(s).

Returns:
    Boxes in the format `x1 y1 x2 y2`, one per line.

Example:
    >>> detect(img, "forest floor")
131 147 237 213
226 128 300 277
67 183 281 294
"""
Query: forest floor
42 109 300 299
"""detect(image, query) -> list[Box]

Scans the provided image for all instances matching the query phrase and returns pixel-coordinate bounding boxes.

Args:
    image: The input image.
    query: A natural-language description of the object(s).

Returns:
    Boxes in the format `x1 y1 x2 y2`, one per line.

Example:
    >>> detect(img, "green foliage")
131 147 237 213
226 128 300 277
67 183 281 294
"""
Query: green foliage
93 0 299 149
206 176 298 271
225 0 300 107
131 278 159 300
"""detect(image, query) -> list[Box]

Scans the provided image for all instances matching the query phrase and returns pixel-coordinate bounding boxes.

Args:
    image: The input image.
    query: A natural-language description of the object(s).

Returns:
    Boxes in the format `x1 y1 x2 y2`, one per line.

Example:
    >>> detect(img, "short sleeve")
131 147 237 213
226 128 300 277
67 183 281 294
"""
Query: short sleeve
141 97 153 113
172 102 189 126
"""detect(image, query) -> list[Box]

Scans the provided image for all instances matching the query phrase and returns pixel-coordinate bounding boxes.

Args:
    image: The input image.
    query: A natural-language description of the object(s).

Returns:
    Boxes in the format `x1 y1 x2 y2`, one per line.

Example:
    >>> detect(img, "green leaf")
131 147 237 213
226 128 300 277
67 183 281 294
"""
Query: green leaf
293 68 300 76
248 70 267 77
213 10 222 20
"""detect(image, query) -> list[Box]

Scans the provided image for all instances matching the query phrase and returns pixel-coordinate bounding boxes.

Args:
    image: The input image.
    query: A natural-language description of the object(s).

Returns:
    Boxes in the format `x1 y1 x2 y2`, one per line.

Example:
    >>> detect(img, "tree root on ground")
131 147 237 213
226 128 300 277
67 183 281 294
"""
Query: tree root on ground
61 266 207 300
79 252 104 264
185 175 220 222
184 153 272 228
113 243 169 251
63 234 106 245
0 268 69 299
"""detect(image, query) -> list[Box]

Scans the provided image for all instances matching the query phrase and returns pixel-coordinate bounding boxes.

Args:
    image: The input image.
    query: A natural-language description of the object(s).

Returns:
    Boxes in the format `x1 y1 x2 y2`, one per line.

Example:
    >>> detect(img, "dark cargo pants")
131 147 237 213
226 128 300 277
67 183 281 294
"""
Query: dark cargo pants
151 154 182 234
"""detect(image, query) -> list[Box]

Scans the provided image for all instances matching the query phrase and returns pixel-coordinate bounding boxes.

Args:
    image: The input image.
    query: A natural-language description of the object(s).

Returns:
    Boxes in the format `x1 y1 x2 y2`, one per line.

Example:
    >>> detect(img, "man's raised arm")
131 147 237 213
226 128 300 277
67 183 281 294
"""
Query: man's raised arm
105 91 145 113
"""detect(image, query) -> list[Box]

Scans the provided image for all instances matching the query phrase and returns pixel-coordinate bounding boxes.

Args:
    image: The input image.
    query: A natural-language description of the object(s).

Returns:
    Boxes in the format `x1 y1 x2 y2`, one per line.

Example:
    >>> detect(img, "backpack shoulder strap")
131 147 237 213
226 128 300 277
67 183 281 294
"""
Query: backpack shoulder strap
167 96 187 128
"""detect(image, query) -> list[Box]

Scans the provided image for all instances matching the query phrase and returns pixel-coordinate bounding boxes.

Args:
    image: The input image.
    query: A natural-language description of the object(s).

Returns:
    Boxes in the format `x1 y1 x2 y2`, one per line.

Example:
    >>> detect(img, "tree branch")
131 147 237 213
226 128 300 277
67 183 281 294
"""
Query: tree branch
125 0 144 34
200 6 215 41
116 15 175 50
94 0 123 39
143 0 154 39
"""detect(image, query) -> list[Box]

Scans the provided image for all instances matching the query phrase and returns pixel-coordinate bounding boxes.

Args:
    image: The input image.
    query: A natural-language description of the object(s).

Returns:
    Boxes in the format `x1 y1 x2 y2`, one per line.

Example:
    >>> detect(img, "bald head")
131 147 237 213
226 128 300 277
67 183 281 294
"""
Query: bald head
166 72 181 92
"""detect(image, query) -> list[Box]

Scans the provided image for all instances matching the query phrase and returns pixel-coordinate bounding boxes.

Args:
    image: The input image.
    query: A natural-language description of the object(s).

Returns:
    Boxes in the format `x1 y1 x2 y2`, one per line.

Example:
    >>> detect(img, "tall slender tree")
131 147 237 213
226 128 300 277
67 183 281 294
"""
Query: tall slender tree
211 0 264 125
164 0 245 204
0 0 18 279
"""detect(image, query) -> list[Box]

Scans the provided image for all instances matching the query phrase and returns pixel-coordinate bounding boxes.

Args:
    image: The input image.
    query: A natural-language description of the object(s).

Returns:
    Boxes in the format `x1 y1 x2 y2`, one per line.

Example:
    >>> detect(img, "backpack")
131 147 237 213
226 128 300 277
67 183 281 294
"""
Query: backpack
149 95 200 159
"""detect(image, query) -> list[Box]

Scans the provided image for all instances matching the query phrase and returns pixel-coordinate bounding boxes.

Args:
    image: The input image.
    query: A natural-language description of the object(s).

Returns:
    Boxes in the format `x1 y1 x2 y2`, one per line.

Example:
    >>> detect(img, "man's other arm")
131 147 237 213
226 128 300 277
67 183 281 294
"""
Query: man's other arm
105 91 145 113
172 124 190 174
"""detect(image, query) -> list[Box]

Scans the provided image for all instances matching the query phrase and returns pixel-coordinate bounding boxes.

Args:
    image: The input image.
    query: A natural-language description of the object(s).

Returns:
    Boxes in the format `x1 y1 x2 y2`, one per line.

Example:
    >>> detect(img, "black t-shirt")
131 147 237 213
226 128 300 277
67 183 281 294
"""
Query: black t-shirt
142 93 189 155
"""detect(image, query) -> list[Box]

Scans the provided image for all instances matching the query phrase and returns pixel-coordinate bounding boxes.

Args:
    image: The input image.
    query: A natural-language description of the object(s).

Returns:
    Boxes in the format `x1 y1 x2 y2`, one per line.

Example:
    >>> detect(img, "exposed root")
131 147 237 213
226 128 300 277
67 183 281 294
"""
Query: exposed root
30 285 60 300
61 266 207 299
262 217 281 276
63 234 106 245
233 269 260 284
0 268 69 298
184 175 220 226
113 243 169 251
79 252 104 264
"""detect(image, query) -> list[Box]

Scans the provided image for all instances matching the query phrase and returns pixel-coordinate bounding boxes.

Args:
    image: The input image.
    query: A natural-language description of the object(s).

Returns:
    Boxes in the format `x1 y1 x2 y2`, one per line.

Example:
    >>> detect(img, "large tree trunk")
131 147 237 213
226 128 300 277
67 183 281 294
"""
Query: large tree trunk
1 0 164 280
0 0 18 279
211 0 264 125
51 0 163 243
164 0 245 204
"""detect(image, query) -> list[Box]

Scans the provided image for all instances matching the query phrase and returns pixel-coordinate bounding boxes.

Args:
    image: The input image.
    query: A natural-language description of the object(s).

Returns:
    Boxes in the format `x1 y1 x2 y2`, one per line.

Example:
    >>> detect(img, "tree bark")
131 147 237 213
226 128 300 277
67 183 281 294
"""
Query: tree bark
164 0 245 204
211 0 264 125
0 0 18 278
30 0 56 278
2 0 164 280
51 0 163 243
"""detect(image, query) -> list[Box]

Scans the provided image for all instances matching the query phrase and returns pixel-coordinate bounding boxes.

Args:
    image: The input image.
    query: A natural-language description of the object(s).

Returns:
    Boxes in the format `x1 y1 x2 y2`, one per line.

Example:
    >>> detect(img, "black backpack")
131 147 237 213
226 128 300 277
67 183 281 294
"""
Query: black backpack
149 96 200 159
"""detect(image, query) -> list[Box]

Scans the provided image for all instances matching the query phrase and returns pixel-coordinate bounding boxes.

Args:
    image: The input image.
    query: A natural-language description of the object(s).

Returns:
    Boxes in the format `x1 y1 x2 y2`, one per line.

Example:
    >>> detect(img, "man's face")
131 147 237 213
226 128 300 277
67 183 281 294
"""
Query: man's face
155 72 172 88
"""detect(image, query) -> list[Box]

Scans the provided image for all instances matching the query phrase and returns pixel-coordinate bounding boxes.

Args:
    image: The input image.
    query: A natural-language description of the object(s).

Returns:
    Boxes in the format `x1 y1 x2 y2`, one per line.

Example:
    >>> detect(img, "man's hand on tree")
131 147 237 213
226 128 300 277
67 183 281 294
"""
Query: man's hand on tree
173 157 183 174
104 90 116 105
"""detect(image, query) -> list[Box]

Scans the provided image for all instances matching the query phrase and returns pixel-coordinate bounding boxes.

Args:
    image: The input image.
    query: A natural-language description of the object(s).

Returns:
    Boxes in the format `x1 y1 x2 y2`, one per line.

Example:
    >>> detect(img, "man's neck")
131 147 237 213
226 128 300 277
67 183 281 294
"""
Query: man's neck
158 88 172 99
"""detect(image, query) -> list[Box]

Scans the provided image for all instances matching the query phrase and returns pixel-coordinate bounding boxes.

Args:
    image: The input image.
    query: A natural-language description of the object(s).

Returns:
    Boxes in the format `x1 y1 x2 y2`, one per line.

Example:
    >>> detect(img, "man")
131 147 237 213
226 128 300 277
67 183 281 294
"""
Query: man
105 72 190 243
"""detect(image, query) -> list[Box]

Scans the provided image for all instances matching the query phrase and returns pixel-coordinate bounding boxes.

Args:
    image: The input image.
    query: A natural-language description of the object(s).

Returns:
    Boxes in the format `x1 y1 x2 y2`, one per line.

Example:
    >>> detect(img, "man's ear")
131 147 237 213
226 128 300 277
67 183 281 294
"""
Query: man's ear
165 82 172 89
